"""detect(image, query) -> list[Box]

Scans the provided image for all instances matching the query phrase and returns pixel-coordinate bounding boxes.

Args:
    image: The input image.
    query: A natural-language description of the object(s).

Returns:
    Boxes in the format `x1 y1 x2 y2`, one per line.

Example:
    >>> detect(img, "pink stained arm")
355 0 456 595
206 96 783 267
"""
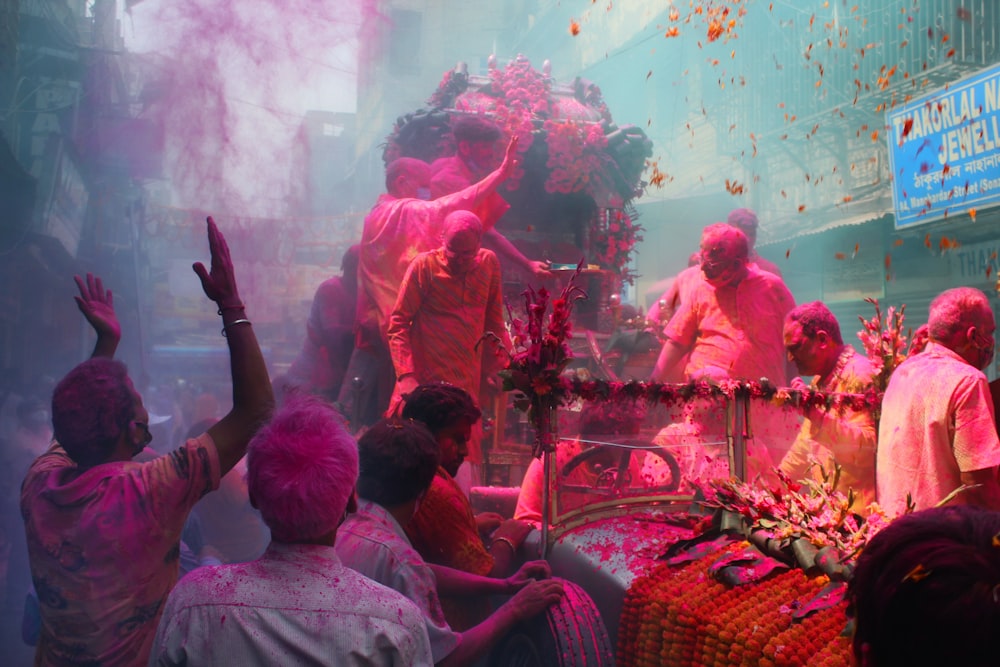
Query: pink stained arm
193 217 275 476
651 338 688 383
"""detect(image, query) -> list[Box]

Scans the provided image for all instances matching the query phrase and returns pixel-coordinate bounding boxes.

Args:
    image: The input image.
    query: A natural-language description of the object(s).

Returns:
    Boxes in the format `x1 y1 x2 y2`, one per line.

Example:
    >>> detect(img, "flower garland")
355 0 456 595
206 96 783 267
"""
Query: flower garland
617 545 853 667
592 207 643 283
561 376 883 415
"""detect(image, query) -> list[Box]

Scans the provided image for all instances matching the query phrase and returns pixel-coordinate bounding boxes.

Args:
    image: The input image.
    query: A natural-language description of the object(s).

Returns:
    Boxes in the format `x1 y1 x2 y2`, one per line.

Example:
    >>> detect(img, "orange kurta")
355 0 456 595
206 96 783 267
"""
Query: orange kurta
387 247 509 406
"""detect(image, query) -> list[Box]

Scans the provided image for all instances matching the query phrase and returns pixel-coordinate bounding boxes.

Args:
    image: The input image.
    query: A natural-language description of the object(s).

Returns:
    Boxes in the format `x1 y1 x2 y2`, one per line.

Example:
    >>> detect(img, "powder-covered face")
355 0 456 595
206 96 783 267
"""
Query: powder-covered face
783 320 830 377
443 228 481 275
967 310 996 370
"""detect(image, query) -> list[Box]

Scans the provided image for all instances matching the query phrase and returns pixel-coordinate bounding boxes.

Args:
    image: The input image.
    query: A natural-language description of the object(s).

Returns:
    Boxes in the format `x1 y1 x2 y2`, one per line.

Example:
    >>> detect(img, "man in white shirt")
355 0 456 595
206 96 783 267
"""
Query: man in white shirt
877 286 1000 516
151 395 433 666
337 418 564 667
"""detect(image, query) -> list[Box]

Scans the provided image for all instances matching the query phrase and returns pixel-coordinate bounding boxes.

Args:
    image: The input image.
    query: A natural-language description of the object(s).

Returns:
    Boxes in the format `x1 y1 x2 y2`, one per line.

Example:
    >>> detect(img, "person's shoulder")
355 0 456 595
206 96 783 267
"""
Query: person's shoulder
164 562 234 607
478 247 500 265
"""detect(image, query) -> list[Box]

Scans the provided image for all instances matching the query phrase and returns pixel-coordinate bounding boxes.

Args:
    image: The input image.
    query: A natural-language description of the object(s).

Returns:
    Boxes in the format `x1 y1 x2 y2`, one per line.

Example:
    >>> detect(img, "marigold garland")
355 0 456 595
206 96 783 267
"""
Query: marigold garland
617 542 855 667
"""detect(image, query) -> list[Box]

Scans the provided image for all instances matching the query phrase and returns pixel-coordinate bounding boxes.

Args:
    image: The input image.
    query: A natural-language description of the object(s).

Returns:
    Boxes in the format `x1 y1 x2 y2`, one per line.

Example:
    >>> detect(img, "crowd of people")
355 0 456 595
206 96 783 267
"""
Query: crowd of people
3 112 1000 666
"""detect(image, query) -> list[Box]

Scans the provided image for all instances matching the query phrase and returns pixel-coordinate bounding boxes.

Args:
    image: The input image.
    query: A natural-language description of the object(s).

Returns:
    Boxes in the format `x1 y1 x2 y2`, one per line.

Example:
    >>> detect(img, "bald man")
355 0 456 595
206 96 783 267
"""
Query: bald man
386 211 511 418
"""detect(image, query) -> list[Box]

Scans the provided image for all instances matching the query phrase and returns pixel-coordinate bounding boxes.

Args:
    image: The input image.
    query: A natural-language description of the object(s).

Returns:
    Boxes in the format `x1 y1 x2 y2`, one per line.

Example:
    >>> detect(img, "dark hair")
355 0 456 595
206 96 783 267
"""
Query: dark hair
401 383 481 436
452 115 502 143
786 301 843 345
849 505 1000 667
356 418 439 507
51 358 134 467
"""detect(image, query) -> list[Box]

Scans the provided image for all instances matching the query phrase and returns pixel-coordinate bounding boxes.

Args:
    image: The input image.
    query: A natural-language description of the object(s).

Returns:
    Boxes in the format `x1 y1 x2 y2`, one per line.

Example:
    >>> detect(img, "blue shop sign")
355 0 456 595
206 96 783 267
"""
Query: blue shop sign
887 63 1000 229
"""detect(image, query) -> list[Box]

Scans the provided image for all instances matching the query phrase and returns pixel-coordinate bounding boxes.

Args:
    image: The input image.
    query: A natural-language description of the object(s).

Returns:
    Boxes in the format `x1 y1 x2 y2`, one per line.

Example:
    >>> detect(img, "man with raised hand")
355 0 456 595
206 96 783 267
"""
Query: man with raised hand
22 218 273 666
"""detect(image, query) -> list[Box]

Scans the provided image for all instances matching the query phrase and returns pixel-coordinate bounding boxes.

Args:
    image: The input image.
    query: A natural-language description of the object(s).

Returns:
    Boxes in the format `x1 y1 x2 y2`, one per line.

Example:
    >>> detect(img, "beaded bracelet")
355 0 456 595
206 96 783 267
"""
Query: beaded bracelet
217 302 246 316
221 319 252 337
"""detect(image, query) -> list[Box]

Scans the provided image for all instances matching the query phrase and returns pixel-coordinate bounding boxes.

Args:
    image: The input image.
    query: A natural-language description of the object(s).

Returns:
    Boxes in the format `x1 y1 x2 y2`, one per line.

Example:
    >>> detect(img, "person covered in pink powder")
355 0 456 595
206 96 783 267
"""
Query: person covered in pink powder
150 394 434 666
386 211 510 443
336 418 564 667
726 207 783 277
778 301 877 509
429 115 552 280
877 286 1000 516
284 243 360 403
21 218 273 667
342 136 530 426
650 222 795 385
650 223 796 481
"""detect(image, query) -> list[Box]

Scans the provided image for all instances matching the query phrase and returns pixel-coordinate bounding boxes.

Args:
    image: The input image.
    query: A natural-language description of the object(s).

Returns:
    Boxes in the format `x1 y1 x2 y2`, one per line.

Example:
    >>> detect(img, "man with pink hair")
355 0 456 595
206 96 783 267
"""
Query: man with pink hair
650 223 795 385
151 395 433 665
877 286 1000 516
22 219 274 666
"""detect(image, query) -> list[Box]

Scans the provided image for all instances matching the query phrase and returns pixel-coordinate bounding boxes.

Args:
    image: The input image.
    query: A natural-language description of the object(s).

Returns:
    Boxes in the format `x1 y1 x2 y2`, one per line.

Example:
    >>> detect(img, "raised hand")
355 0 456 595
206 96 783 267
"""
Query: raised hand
192 216 242 308
74 273 120 339
497 135 520 180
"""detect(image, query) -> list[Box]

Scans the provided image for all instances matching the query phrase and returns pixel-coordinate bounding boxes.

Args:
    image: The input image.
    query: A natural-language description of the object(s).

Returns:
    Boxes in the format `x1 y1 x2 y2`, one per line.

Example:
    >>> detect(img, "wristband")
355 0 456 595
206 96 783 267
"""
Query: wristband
221 319 251 337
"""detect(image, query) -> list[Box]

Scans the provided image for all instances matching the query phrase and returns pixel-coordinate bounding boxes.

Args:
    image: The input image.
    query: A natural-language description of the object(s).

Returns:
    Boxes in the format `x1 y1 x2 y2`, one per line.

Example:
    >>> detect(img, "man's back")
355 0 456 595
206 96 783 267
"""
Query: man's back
877 342 1000 515
22 436 219 666
151 542 433 667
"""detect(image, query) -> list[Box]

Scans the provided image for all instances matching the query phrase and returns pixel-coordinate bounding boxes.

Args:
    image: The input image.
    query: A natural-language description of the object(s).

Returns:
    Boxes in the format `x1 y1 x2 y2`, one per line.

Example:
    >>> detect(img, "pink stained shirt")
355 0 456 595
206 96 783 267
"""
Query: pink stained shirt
778 347 878 508
387 247 510 403
335 500 461 664
21 434 220 667
151 542 434 666
664 265 795 384
647 264 704 327
357 177 508 345
877 341 1000 516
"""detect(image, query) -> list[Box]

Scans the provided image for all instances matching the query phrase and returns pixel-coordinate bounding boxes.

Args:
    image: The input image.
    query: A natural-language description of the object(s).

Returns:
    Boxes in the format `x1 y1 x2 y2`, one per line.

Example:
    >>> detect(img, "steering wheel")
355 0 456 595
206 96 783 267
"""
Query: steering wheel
559 440 682 495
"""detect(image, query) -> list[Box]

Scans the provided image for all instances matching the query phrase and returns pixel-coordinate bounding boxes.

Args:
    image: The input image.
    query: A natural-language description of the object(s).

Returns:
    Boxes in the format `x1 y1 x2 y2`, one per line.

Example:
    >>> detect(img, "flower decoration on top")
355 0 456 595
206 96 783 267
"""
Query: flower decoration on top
385 56 653 283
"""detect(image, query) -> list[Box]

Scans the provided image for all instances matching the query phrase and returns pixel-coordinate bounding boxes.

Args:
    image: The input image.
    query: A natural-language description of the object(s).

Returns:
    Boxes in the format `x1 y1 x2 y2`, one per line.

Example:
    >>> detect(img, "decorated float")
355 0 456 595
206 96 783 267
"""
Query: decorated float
384 55 653 333
475 273 915 667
